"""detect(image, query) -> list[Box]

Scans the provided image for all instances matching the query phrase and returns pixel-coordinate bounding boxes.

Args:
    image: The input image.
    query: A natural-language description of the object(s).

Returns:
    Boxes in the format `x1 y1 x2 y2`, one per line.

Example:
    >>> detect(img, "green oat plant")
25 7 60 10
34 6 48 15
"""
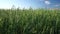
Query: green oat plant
0 8 60 34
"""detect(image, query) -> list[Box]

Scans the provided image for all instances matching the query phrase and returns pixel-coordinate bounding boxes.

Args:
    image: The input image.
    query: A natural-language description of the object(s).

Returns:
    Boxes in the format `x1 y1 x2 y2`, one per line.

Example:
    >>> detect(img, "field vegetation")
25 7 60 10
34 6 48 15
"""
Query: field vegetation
0 8 60 34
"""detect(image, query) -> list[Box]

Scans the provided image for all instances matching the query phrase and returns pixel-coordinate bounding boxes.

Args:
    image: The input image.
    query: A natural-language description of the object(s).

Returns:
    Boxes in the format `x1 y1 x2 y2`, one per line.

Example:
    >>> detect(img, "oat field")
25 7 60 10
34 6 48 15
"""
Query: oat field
0 9 60 34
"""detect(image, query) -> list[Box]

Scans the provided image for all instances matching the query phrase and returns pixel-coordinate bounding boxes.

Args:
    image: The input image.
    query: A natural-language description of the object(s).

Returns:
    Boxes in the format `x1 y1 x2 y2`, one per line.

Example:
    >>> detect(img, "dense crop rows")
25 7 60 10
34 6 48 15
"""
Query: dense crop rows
0 9 60 34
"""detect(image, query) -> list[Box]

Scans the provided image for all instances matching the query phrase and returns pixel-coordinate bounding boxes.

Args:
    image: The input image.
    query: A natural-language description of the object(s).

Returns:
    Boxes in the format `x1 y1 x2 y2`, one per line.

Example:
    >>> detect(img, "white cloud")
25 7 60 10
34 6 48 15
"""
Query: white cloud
45 1 50 5
55 5 60 7
55 5 59 6
39 0 44 1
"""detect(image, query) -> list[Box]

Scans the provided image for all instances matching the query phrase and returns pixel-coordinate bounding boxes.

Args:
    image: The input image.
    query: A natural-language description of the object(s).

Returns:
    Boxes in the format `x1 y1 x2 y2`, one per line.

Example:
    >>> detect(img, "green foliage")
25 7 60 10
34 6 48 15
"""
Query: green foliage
0 9 60 34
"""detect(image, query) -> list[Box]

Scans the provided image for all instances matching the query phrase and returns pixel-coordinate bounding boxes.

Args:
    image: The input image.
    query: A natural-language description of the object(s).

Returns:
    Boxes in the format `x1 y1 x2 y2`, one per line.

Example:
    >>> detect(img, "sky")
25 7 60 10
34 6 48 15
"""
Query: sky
0 0 60 9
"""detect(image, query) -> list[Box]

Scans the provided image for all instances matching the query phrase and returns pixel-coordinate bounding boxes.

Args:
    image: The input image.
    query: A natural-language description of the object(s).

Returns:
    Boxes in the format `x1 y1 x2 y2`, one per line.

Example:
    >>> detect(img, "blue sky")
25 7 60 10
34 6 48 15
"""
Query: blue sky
0 0 60 9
